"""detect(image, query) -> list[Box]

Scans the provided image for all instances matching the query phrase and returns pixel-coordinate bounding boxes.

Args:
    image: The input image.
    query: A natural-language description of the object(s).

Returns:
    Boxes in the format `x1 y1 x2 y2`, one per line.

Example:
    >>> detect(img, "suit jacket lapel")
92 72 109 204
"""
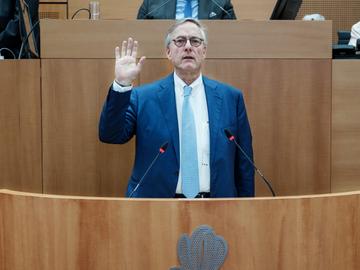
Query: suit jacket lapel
203 76 223 166
158 74 180 166
198 0 209 19
168 0 177 19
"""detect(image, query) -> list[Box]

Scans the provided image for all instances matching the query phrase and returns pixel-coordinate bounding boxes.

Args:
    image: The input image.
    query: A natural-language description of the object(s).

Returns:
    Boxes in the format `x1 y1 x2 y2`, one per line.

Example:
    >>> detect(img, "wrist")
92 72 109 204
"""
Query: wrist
115 79 132 87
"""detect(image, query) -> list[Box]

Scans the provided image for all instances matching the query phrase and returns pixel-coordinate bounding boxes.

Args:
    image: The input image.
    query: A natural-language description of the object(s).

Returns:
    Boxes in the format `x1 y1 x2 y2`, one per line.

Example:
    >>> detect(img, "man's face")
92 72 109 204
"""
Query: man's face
166 22 207 74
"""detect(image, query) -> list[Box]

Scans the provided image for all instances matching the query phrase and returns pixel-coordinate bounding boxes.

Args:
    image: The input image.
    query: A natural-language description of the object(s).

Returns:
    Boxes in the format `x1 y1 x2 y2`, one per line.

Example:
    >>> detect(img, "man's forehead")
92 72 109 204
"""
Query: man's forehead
171 22 203 37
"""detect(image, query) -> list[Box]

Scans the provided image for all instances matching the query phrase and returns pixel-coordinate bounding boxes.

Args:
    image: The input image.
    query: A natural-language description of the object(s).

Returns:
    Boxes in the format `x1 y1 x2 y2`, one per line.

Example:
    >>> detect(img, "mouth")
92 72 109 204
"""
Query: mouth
182 56 195 60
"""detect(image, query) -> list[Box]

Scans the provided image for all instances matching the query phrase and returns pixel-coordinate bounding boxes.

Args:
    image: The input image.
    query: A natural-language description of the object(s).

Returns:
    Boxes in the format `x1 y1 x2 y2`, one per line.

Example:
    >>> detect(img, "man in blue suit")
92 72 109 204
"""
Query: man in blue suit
99 19 254 198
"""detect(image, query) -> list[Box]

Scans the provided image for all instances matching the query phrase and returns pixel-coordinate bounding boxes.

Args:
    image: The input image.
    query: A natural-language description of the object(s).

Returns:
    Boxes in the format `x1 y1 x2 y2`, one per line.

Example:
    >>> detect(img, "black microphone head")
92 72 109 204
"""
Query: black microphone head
159 141 169 153
224 128 233 139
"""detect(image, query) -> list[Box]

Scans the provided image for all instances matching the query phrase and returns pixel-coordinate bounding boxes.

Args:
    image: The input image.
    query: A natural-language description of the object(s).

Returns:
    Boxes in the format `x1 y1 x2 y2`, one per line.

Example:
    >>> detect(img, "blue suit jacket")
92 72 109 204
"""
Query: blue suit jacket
99 74 254 198
137 0 237 20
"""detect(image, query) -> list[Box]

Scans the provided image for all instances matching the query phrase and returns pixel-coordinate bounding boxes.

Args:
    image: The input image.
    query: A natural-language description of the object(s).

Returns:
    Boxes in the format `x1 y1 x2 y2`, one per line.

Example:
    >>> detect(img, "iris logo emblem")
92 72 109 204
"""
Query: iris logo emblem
170 225 228 270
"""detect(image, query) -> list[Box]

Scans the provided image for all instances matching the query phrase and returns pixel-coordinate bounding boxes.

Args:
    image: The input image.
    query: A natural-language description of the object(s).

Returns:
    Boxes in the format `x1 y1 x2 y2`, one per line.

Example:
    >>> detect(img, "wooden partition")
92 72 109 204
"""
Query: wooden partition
0 61 42 193
332 60 360 192
39 20 332 197
0 189 359 269
68 0 277 20
41 20 331 59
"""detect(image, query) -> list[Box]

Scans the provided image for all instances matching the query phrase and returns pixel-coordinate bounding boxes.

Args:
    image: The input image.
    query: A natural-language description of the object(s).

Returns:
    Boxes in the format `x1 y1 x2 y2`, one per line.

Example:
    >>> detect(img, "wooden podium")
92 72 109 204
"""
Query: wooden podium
0 189 359 269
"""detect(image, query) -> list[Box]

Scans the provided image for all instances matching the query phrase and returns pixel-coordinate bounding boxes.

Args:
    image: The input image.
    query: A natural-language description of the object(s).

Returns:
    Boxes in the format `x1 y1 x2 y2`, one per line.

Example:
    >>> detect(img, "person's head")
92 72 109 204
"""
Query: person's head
165 19 208 78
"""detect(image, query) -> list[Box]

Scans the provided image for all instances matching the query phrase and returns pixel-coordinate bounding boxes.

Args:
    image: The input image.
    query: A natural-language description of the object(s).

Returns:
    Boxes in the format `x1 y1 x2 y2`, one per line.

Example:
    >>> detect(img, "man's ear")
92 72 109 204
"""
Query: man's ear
166 47 171 60
202 46 207 58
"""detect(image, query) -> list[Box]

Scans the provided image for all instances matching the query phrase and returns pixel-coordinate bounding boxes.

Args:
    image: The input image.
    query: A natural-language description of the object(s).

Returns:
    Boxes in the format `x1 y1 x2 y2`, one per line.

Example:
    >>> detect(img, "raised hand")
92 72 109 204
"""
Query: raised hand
114 37 146 86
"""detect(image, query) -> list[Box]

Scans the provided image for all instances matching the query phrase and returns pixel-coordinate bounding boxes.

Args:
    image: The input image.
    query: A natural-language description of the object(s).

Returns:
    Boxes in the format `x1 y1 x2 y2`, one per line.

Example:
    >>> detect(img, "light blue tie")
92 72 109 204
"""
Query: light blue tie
181 86 199 198
184 0 193 18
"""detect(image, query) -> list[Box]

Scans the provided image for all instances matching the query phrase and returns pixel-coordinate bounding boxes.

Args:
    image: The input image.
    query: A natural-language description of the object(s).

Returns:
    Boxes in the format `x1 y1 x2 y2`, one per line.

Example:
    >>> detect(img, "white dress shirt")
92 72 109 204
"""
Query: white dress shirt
349 21 360 47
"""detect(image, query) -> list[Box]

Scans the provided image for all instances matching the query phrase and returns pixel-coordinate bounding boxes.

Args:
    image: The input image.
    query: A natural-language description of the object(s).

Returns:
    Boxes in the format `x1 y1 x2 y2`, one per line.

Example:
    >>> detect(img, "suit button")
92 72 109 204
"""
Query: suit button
174 171 179 176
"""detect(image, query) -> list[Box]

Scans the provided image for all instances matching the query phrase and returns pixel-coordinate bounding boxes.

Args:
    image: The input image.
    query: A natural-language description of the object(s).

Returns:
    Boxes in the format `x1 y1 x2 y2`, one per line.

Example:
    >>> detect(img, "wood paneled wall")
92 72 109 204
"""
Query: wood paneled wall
1 189 359 269
332 60 360 192
9 21 360 197
39 4 68 20
38 20 332 197
0 61 42 193
41 59 135 196
40 20 332 59
203 59 331 195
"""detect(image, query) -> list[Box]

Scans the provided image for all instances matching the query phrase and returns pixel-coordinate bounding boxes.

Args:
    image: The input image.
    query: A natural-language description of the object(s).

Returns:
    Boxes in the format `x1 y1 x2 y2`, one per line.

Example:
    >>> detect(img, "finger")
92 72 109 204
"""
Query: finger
126 37 133 56
137 56 146 69
121 40 127 57
115 46 120 60
132 40 138 59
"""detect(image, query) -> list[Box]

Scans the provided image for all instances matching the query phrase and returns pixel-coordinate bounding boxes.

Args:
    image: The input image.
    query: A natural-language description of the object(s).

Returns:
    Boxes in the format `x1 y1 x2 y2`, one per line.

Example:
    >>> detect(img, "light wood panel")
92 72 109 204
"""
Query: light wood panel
39 4 68 19
67 0 277 20
332 60 360 192
0 61 42 193
41 59 136 196
0 189 359 269
203 59 332 196
233 0 277 20
40 20 332 59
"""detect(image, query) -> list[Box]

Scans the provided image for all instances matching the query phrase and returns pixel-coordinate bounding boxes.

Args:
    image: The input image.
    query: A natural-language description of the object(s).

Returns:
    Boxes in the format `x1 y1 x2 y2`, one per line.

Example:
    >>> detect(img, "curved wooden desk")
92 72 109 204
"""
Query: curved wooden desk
0 189 359 269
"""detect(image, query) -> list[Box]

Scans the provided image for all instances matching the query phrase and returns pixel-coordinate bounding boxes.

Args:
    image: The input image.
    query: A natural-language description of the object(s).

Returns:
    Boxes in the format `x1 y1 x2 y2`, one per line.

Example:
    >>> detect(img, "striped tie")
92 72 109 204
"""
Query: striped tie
181 85 199 198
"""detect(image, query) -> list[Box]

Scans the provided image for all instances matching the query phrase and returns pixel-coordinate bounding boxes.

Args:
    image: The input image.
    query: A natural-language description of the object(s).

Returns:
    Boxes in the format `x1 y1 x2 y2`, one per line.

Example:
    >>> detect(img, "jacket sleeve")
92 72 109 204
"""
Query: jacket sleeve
99 87 138 144
235 92 255 197
0 0 21 58
223 0 236 19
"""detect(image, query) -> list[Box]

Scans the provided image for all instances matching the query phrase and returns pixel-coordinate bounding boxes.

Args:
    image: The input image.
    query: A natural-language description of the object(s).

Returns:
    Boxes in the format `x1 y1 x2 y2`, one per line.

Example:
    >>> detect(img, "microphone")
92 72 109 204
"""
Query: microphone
209 0 232 18
142 0 174 18
224 129 276 197
128 141 169 198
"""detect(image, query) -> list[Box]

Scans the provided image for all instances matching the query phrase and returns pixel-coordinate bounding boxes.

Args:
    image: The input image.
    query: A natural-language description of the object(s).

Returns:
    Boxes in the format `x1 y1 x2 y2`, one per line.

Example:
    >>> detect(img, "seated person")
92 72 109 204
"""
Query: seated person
348 21 360 48
137 0 236 20
0 0 39 58
0 0 21 58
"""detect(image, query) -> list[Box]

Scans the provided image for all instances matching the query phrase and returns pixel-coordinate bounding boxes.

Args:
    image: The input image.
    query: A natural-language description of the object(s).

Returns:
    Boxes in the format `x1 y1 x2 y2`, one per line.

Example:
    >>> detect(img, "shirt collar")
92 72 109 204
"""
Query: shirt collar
173 72 203 96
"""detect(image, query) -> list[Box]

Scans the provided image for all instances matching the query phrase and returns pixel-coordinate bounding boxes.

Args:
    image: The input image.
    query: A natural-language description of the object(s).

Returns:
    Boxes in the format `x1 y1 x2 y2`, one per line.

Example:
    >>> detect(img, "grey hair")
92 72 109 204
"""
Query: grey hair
164 19 208 48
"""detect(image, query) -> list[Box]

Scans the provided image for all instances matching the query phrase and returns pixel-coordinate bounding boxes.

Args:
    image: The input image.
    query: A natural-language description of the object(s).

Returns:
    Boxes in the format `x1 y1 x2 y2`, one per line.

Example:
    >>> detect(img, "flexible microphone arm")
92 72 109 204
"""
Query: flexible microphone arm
224 129 276 197
209 0 232 18
128 141 169 198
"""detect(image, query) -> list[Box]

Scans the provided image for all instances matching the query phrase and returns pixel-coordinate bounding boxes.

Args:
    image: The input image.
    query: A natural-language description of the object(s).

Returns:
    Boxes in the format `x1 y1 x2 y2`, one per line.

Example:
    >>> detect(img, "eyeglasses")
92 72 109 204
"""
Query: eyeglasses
172 37 204 47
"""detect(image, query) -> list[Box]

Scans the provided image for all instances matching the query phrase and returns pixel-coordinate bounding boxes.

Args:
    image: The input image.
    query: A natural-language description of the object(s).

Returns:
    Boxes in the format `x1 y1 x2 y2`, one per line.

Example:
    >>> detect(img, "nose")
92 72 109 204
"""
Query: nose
184 39 192 50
